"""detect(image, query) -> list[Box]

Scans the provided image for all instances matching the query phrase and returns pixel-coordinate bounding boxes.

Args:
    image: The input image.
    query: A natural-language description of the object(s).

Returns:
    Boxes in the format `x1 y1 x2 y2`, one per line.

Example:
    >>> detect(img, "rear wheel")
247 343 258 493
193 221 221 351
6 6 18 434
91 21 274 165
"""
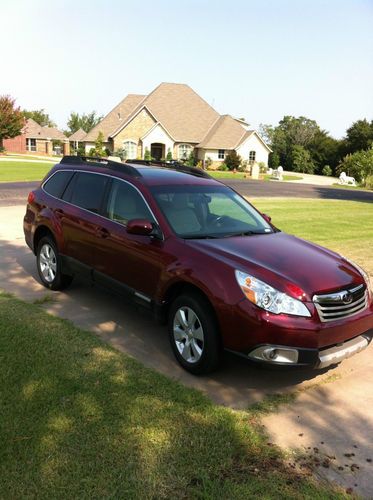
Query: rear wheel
36 236 73 290
168 293 221 375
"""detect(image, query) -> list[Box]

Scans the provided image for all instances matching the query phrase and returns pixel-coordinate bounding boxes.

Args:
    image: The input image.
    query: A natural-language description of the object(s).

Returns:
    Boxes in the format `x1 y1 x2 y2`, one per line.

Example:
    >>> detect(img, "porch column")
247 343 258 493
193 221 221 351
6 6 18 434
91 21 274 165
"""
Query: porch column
63 140 70 156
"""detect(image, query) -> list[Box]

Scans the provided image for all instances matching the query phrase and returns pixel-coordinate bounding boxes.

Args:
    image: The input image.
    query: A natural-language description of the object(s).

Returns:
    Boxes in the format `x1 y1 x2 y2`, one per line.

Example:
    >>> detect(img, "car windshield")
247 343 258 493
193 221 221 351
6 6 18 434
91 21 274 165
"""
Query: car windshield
151 184 274 238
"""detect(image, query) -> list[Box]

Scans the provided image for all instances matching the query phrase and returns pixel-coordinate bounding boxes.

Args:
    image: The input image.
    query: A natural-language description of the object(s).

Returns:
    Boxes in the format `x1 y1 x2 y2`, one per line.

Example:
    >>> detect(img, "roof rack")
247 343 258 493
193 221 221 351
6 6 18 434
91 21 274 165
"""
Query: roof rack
60 155 141 177
125 159 212 179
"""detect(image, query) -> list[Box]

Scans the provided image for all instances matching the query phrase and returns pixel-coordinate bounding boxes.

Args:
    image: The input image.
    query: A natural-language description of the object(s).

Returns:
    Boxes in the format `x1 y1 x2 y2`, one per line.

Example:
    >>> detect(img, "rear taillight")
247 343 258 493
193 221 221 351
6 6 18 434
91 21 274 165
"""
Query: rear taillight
27 191 35 204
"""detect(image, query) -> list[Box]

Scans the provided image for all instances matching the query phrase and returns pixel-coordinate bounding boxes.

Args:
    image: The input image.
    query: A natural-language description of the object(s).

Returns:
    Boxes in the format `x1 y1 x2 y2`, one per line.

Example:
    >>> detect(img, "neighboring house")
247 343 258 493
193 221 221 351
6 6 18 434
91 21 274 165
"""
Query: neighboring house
81 83 271 167
68 128 86 152
3 118 69 155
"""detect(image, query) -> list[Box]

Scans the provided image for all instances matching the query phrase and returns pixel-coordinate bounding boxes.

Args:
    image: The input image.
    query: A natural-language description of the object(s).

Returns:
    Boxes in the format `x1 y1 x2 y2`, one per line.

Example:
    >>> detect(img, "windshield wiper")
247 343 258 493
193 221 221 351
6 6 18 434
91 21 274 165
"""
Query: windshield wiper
183 234 220 239
222 230 270 238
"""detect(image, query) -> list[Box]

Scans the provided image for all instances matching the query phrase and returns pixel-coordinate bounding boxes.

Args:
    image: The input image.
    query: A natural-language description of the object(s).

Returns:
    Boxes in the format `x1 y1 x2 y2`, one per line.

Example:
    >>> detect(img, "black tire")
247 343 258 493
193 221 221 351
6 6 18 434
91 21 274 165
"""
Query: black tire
168 293 222 375
36 236 73 290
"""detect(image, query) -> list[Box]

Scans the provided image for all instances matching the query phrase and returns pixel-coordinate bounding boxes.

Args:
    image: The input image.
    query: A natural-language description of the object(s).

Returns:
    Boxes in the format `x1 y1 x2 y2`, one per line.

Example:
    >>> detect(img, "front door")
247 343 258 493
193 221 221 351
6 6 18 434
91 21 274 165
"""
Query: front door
93 178 164 299
150 143 164 161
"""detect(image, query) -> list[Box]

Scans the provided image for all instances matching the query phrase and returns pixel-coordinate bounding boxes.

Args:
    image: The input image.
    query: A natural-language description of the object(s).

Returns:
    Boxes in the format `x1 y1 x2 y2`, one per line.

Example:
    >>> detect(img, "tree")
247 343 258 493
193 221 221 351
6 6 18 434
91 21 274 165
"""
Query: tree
166 148 173 161
89 132 107 157
291 145 315 174
144 147 151 161
337 149 373 184
185 150 196 167
269 151 280 168
66 111 103 135
21 109 56 127
307 130 340 174
225 150 242 171
344 119 373 154
0 95 24 150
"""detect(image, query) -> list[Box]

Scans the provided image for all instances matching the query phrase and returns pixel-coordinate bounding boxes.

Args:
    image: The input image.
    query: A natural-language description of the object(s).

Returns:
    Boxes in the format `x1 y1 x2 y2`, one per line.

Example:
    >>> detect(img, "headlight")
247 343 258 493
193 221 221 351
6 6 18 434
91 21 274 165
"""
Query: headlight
342 257 372 297
235 270 311 317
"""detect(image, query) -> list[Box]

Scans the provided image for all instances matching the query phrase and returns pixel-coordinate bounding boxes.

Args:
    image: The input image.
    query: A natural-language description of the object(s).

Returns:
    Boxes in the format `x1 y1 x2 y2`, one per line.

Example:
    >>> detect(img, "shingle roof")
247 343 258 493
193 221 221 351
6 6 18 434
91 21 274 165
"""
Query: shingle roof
68 128 86 141
23 118 66 140
82 94 145 142
133 83 220 143
197 115 248 149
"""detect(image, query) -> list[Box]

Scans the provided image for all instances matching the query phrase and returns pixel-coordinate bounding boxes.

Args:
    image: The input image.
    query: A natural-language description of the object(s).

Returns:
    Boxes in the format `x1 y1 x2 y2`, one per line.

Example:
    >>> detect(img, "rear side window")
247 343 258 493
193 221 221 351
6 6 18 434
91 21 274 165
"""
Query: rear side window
43 171 74 199
65 172 108 214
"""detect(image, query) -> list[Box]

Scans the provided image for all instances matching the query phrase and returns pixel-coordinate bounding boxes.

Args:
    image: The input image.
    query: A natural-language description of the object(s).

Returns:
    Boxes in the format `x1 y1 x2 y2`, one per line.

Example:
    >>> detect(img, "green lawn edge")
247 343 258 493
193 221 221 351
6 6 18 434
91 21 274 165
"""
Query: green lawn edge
0 293 344 499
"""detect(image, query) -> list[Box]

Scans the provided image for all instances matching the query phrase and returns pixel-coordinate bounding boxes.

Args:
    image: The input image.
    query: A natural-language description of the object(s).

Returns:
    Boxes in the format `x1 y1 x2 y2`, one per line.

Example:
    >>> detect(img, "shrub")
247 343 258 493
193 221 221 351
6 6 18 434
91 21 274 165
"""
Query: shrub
337 149 373 183
185 151 195 166
166 148 173 161
225 150 241 171
218 163 229 171
322 165 332 176
291 145 315 174
114 148 127 161
258 161 266 173
205 156 213 169
364 175 373 190
144 147 151 161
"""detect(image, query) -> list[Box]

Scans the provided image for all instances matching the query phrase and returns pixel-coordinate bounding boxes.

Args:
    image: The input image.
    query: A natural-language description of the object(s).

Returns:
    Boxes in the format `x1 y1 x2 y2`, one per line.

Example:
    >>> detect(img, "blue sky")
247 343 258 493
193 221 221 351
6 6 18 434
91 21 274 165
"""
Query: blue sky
1 0 372 137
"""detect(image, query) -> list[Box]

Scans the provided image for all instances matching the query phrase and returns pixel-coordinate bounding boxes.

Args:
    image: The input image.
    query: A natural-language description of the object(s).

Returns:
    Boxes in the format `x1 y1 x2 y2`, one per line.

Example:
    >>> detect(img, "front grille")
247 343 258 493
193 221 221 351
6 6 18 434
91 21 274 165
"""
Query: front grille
313 284 368 323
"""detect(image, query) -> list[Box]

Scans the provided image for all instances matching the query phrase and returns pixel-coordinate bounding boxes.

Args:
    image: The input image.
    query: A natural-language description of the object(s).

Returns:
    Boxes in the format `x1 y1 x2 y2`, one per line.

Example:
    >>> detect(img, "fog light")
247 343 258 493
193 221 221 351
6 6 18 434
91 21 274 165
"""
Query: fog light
249 346 299 364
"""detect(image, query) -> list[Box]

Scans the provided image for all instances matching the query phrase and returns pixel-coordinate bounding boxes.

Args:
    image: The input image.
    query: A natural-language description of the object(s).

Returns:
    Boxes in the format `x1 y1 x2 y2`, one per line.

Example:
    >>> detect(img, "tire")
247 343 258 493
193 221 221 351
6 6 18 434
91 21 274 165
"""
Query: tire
168 293 222 375
36 236 73 290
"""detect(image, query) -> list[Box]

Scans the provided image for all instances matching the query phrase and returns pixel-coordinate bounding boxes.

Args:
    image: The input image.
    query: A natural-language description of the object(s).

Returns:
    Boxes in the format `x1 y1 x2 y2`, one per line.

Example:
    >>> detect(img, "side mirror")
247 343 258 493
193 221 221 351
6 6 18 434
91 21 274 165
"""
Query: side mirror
126 219 154 236
262 213 272 223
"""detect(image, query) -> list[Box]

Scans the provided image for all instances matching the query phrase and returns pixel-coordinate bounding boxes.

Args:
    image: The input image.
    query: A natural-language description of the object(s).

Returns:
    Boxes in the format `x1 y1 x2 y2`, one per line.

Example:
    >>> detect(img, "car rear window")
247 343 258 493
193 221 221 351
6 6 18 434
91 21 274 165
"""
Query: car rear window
64 172 109 214
43 171 74 199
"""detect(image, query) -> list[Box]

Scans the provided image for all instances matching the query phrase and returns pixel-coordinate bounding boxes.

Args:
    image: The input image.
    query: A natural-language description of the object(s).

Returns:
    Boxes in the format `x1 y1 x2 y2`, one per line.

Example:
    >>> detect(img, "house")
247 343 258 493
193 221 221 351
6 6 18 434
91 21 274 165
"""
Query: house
81 83 271 168
68 128 86 152
3 118 69 155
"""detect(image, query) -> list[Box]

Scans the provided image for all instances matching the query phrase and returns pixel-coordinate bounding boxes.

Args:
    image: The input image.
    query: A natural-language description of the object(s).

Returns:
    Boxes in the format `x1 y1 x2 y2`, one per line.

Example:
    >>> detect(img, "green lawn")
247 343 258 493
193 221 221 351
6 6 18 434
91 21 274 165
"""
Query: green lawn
208 171 303 181
251 198 373 277
0 293 343 499
0 160 56 182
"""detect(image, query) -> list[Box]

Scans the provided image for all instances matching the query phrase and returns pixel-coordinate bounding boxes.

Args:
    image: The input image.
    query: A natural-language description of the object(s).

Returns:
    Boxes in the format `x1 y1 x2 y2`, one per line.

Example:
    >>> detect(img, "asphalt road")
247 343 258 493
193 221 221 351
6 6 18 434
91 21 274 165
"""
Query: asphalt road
0 179 372 207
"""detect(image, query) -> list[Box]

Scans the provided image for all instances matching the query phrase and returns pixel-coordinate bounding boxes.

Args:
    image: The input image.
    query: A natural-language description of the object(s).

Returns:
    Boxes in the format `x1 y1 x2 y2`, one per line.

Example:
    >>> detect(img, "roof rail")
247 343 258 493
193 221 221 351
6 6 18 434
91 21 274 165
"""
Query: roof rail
125 159 212 179
60 155 141 177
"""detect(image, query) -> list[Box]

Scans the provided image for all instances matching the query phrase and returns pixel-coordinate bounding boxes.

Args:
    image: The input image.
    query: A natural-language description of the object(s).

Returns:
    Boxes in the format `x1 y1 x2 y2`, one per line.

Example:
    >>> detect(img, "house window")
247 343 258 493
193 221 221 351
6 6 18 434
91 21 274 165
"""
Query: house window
26 138 36 152
178 144 192 160
218 149 225 159
123 141 137 159
249 151 256 162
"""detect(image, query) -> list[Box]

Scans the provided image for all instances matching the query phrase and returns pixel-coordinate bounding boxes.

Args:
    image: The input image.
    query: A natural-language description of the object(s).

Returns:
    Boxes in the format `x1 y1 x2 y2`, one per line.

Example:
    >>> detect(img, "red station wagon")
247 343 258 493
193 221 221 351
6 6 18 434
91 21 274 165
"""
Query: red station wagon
24 156 373 374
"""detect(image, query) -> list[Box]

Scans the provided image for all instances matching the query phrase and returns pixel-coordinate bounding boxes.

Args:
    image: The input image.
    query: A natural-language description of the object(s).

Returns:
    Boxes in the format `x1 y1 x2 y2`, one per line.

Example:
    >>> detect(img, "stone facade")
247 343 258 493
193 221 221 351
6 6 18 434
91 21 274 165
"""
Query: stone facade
113 109 156 157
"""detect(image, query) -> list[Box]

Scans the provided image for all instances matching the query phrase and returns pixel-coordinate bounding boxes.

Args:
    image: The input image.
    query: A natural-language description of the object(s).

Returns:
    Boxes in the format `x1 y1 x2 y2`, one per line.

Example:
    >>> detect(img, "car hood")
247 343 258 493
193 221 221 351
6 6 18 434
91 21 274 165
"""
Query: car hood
186 232 364 300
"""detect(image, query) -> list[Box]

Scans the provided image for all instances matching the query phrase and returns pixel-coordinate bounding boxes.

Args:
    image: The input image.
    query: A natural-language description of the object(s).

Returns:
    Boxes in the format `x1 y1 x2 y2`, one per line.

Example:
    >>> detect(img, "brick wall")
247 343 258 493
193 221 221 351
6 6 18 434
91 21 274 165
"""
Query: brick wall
3 134 26 153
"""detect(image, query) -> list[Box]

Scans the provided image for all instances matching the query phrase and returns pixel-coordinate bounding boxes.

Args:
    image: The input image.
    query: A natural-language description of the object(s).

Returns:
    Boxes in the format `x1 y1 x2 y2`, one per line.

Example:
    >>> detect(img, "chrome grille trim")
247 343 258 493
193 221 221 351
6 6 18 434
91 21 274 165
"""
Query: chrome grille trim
313 284 368 323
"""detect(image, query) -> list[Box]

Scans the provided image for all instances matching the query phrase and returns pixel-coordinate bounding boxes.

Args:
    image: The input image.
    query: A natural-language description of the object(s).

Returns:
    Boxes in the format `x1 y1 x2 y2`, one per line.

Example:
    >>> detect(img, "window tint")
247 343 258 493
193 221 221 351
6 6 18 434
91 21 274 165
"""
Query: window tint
44 171 74 198
67 173 108 213
106 179 154 224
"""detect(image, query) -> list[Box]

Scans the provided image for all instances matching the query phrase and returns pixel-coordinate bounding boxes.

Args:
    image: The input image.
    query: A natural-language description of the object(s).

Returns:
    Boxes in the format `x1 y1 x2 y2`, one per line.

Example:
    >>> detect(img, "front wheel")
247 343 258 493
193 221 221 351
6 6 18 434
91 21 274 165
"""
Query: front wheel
168 293 221 375
36 236 73 290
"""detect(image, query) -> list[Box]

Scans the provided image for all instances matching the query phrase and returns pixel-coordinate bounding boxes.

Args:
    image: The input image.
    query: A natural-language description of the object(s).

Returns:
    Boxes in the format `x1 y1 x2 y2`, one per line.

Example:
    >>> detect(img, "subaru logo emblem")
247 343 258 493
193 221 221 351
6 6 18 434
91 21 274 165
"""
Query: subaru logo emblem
342 292 353 304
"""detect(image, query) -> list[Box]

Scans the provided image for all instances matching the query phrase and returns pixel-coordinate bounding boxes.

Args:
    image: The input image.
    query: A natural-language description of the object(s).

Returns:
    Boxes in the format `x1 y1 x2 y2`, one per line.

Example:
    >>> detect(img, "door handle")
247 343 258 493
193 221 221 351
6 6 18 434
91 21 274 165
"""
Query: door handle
96 227 110 238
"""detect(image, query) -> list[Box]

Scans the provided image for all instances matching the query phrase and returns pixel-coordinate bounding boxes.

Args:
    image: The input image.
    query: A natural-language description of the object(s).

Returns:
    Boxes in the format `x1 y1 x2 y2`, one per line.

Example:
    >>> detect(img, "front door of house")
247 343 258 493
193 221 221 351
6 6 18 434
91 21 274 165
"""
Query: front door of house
150 143 164 160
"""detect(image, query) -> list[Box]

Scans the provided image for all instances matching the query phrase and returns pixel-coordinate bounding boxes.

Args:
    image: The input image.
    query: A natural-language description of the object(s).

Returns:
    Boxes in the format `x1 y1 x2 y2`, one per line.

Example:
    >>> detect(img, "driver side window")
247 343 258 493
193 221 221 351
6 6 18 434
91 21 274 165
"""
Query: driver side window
106 179 154 225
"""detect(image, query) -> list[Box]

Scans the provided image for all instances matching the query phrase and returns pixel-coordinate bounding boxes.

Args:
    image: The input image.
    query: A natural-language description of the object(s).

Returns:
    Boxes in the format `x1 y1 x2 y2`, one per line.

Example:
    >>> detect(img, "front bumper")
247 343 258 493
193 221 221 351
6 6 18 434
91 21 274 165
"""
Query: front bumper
244 330 373 368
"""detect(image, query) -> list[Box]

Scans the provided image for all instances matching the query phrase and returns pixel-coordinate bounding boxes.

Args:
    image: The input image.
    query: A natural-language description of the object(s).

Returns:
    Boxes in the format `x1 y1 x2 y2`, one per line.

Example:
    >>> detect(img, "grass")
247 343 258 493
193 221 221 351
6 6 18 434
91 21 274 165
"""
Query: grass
0 293 344 499
251 198 373 277
208 171 303 181
0 160 56 182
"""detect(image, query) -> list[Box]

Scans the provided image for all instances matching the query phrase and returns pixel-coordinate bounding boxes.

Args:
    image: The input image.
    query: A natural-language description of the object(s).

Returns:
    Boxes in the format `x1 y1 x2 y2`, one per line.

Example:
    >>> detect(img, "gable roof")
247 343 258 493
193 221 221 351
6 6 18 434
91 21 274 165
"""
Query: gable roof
83 94 145 142
69 128 86 141
197 115 248 149
23 118 66 140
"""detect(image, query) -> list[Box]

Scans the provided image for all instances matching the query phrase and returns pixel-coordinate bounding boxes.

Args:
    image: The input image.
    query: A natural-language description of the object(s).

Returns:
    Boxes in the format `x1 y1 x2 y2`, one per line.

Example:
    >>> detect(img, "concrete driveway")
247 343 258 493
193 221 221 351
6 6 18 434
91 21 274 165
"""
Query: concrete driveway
1 205 373 497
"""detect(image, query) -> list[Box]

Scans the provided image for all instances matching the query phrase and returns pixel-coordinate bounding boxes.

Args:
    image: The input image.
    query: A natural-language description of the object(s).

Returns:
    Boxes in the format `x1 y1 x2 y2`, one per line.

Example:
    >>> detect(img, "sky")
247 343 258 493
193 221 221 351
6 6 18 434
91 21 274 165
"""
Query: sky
1 0 372 138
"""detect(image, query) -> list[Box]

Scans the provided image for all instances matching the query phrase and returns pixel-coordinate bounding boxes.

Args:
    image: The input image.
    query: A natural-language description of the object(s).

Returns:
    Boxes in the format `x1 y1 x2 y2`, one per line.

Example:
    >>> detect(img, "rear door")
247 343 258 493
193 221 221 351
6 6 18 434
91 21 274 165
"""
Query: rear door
59 171 109 276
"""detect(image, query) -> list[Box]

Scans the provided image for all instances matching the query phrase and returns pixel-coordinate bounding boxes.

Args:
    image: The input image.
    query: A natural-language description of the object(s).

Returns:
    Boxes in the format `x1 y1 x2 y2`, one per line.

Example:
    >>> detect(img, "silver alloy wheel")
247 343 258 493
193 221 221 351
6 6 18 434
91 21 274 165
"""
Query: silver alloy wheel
173 306 204 363
39 243 57 283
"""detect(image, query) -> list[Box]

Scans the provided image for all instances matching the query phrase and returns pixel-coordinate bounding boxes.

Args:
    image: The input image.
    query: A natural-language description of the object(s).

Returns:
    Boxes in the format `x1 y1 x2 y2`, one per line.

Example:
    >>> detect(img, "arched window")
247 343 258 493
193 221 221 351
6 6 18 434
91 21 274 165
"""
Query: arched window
123 140 137 159
249 151 256 162
178 144 192 160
